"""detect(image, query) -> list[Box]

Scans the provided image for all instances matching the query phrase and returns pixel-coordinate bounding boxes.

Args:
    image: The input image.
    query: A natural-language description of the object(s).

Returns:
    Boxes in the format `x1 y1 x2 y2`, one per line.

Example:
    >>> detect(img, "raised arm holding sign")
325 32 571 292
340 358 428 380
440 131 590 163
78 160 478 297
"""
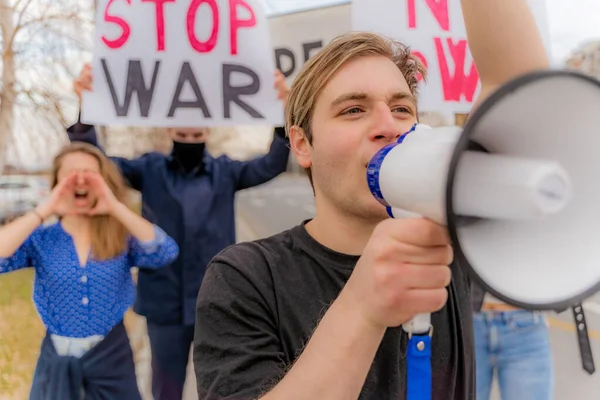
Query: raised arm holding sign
83 0 283 127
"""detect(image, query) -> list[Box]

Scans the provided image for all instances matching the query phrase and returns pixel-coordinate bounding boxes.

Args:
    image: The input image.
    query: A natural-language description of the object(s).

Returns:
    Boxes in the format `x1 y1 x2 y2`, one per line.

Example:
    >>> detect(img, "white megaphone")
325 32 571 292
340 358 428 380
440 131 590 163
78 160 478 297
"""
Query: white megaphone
367 69 600 335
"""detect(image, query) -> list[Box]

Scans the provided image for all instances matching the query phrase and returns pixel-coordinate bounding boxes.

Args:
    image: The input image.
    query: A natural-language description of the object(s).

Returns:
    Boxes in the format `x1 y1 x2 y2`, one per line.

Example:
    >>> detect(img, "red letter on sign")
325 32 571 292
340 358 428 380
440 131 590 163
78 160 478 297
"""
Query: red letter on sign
434 37 479 102
407 0 450 31
411 51 428 82
142 0 175 51
102 0 131 49
187 0 219 53
229 0 257 55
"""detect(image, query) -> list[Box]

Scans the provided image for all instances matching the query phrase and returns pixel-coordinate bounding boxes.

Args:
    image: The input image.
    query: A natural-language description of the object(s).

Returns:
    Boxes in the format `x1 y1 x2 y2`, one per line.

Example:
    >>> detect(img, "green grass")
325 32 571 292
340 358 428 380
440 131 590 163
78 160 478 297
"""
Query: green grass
0 269 44 399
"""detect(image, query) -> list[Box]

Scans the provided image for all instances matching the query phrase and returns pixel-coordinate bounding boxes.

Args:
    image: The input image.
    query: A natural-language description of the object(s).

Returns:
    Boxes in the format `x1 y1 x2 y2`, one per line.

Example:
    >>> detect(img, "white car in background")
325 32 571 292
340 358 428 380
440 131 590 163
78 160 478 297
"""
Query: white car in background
0 175 49 223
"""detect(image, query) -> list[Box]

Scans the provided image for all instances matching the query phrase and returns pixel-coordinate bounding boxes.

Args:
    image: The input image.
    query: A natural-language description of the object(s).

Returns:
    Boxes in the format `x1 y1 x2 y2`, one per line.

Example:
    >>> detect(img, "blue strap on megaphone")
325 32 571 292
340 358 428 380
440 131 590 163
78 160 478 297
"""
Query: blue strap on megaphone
407 330 432 400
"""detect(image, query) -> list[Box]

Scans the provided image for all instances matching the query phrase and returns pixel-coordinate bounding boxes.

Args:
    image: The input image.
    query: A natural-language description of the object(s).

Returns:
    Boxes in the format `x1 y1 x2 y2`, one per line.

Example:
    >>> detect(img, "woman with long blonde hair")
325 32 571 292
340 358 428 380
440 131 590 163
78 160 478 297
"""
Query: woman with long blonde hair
0 142 179 400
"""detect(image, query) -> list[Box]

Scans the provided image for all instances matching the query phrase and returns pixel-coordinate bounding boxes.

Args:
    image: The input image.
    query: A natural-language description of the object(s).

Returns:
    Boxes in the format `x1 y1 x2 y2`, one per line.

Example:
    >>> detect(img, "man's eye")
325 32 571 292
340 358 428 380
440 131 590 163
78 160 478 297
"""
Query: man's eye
394 106 413 114
342 107 363 115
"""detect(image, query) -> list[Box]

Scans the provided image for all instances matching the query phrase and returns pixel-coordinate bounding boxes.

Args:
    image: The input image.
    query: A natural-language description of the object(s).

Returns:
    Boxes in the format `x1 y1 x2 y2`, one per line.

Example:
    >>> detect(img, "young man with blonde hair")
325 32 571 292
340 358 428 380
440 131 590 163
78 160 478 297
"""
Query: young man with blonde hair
193 1 549 398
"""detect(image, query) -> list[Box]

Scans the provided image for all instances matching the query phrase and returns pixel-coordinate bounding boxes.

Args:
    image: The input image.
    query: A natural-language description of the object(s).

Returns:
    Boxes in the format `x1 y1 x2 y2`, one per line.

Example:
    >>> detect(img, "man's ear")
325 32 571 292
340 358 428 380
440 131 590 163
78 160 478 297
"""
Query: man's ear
289 125 312 169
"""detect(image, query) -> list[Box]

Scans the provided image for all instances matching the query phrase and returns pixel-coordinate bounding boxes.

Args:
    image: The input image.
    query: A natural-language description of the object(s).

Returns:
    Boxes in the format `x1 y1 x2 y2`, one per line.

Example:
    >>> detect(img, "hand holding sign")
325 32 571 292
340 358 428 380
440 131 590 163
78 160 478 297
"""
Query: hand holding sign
274 69 290 109
74 63 93 106
83 0 283 127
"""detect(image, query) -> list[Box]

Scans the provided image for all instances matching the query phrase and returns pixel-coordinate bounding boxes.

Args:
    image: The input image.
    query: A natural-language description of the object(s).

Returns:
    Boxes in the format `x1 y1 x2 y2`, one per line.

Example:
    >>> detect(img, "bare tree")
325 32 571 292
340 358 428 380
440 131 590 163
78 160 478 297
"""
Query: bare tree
0 0 16 173
565 40 600 79
0 0 94 173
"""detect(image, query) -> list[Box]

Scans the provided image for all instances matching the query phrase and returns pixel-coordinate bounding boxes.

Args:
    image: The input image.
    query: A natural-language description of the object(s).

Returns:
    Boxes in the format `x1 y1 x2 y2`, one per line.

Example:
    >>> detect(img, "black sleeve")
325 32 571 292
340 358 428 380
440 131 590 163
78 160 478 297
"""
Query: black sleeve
66 111 101 146
193 251 285 400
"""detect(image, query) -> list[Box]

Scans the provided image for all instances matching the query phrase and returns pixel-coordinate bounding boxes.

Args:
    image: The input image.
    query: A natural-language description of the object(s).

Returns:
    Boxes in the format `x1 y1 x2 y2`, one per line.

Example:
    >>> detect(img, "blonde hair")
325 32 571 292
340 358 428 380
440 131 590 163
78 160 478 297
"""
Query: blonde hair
284 31 427 184
51 142 129 260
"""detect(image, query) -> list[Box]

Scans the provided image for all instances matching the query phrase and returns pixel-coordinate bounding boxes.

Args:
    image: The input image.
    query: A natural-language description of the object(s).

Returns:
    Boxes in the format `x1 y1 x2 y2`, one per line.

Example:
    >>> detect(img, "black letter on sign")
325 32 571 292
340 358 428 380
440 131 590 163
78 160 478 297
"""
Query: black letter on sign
168 62 211 118
102 59 160 117
222 64 263 119
303 41 323 62
274 48 296 78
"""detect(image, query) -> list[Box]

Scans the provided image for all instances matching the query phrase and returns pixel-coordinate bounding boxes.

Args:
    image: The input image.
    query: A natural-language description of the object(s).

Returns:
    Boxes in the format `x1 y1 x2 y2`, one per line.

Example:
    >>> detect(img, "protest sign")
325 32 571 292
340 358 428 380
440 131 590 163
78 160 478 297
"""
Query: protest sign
351 0 551 113
82 0 283 127
83 0 551 125
269 3 351 82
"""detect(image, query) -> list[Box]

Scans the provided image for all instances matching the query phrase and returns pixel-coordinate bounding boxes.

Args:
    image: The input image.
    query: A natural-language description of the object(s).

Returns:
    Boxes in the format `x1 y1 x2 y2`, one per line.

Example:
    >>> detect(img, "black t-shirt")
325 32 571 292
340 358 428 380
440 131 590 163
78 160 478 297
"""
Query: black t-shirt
194 222 475 400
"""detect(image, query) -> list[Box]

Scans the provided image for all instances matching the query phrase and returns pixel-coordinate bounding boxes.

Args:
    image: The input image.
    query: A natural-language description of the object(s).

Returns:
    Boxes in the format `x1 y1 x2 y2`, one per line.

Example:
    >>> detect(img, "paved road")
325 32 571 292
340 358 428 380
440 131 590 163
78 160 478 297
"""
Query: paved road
231 173 600 400
236 173 316 239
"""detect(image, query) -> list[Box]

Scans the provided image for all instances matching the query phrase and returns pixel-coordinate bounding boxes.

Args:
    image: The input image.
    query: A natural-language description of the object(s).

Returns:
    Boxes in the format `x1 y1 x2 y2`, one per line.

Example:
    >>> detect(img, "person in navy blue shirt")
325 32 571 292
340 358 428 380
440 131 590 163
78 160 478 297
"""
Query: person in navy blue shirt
0 142 179 399
67 64 291 400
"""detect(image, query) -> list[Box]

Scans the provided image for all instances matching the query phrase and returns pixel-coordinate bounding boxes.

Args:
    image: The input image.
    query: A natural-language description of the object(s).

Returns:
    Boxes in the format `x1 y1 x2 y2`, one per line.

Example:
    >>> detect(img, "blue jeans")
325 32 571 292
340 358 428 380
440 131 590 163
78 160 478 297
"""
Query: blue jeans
473 310 554 400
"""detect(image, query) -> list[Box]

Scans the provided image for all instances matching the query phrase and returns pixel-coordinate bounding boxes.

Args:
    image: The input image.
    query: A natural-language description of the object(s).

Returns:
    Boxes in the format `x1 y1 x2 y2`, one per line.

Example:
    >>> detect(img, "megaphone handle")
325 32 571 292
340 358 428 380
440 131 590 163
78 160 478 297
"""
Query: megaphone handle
386 208 434 399
403 312 432 335
405 312 433 400
386 209 434 335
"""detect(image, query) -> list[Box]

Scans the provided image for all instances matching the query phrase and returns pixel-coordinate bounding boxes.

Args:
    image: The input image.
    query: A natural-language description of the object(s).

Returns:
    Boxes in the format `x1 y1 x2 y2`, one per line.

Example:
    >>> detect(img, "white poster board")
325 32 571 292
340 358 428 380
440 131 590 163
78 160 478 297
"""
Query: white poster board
82 0 283 127
351 0 551 113
269 4 351 82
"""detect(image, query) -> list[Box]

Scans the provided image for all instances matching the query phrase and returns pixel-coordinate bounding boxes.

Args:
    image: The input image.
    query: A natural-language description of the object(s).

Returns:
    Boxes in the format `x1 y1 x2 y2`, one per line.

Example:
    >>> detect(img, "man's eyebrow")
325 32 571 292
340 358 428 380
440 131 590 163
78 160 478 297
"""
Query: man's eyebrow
389 91 417 107
330 91 417 109
330 92 368 109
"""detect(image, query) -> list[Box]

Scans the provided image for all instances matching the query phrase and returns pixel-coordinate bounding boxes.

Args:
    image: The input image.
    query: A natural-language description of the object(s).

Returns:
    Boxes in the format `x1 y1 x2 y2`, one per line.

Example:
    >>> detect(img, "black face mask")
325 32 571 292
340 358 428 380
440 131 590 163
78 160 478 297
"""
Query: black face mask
171 141 206 173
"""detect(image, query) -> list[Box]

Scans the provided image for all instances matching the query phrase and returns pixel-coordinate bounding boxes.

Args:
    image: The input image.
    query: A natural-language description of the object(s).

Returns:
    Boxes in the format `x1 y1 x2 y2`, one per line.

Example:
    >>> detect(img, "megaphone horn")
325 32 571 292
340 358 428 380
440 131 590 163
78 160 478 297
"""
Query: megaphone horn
367 69 600 335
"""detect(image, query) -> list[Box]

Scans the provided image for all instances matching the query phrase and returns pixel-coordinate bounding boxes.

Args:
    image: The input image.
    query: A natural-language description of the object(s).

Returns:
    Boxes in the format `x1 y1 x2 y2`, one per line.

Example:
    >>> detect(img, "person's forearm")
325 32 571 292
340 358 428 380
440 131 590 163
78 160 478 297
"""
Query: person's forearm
462 0 549 88
261 289 386 400
111 203 156 242
0 212 42 257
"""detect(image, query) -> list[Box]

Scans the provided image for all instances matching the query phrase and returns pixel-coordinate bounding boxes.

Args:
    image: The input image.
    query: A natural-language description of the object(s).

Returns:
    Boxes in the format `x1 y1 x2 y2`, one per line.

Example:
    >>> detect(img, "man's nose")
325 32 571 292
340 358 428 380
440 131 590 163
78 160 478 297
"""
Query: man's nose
368 105 401 143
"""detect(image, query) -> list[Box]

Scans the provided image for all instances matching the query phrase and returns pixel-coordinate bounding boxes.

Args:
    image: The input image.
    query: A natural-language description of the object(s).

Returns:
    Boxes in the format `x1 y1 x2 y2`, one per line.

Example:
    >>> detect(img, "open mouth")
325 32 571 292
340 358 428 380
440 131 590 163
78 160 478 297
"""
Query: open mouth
74 189 89 201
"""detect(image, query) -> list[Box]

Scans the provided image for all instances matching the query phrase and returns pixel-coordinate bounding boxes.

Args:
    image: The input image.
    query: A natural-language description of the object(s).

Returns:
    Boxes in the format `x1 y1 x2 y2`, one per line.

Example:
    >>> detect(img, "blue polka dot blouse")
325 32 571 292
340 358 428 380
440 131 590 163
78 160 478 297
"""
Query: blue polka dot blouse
0 222 179 338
